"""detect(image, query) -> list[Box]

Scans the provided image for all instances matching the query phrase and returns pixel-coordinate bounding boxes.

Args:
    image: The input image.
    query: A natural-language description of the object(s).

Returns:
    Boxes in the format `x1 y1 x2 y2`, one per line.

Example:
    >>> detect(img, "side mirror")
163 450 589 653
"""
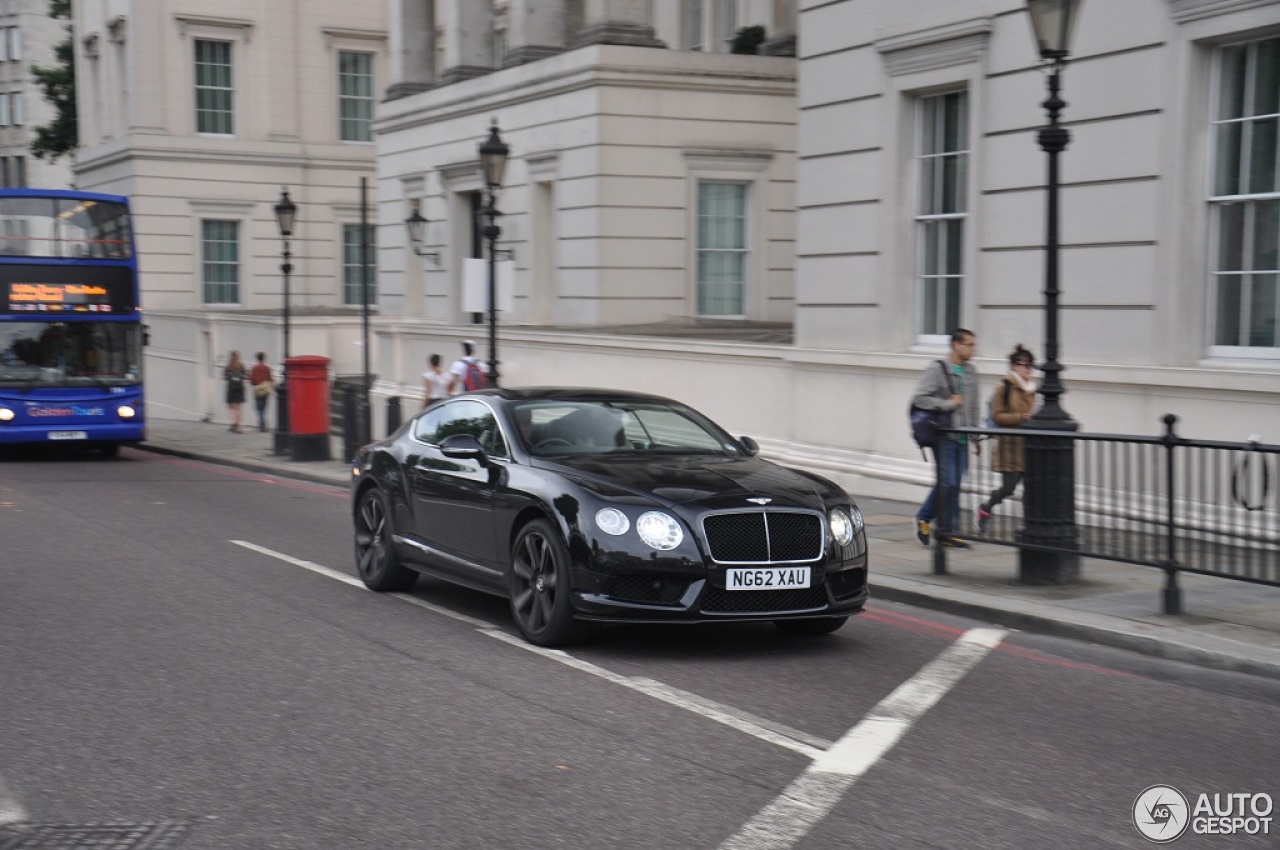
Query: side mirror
440 433 487 462
739 436 760 457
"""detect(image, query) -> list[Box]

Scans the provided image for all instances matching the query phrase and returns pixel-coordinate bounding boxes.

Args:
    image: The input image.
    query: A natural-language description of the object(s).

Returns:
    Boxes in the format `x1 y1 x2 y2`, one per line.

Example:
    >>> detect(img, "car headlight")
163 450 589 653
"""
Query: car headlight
829 507 862 546
117 404 137 419
595 508 630 536
635 511 683 550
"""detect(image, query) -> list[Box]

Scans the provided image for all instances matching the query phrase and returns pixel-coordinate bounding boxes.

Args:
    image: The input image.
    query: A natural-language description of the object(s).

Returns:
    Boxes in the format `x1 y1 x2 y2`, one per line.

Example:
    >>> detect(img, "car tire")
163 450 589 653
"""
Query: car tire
773 616 849 636
354 487 417 592
509 519 583 647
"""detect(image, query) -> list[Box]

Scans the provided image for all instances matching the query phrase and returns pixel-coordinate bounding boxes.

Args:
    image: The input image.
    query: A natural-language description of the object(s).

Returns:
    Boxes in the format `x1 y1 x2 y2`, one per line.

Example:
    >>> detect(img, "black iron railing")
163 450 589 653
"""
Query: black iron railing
934 414 1279 613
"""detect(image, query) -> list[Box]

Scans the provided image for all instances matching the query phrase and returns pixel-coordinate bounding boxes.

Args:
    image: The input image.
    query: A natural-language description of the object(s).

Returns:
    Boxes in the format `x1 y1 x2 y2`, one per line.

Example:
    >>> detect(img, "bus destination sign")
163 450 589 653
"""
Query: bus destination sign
7 282 116 312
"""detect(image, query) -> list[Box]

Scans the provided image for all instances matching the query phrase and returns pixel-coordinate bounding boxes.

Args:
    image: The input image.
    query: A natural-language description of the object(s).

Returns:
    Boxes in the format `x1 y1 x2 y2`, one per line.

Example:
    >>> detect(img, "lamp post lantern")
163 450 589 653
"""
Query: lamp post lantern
478 120 509 388
273 187 297 456
1018 0 1082 584
404 206 439 264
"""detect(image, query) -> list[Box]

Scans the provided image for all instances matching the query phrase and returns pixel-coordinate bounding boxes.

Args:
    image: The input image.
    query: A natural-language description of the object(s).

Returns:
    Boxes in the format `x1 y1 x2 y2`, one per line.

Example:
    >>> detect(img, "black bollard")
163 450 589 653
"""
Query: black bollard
387 396 402 436
341 384 359 462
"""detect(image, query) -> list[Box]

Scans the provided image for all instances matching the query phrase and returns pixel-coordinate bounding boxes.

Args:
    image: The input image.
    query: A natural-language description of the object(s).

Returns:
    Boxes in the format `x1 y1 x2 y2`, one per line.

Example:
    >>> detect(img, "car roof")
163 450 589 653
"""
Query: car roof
458 387 681 405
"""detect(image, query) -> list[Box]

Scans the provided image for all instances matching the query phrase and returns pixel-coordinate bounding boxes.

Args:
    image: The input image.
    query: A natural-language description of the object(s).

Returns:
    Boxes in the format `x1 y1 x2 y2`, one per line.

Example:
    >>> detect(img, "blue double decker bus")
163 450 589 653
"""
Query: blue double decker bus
0 189 144 456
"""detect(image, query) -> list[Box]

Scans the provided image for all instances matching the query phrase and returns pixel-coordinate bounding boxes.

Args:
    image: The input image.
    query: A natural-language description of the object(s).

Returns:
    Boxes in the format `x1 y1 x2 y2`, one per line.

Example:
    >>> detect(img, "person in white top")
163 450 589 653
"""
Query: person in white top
448 339 489 394
421 353 451 408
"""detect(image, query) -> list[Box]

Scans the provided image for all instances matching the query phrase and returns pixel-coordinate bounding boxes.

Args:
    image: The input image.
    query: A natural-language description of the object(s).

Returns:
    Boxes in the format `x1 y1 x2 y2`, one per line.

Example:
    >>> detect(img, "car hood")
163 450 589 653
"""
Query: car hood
537 453 838 509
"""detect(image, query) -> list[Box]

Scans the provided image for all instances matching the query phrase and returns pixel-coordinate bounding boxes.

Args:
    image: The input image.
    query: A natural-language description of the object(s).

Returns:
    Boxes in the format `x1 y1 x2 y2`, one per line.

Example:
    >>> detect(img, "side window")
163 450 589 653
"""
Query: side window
413 406 443 443
417 400 508 457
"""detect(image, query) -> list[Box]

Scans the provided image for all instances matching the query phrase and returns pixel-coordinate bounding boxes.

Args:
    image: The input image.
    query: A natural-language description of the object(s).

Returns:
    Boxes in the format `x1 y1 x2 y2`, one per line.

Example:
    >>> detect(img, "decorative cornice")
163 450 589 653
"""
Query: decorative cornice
683 149 774 172
875 17 992 76
1168 0 1280 24
174 14 255 44
525 151 560 180
321 27 388 52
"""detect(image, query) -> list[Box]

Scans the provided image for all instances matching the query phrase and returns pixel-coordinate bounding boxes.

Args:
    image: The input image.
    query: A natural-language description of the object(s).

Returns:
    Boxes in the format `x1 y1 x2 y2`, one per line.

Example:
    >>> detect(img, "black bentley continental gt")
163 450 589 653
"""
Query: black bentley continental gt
350 388 868 646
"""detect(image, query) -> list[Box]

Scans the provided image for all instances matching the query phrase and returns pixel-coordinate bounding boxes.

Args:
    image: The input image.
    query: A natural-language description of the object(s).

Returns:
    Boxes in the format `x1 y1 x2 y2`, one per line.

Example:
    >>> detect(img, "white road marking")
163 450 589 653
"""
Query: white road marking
484 629 829 759
718 628 1007 850
0 775 27 826
235 539 1006 850
232 541 366 588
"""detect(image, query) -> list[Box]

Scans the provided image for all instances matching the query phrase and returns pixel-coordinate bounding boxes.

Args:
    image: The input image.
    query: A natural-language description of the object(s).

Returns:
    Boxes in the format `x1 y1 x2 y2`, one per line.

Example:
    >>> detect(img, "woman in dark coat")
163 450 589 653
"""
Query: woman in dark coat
224 350 247 433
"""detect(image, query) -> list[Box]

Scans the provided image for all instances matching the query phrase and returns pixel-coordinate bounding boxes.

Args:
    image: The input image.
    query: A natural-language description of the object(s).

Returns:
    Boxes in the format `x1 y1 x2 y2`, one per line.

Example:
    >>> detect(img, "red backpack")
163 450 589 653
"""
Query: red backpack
462 359 488 391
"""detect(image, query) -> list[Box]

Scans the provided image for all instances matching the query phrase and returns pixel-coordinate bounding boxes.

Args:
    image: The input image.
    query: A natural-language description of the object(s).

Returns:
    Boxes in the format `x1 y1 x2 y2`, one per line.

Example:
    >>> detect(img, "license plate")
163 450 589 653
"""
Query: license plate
726 567 811 590
48 431 88 440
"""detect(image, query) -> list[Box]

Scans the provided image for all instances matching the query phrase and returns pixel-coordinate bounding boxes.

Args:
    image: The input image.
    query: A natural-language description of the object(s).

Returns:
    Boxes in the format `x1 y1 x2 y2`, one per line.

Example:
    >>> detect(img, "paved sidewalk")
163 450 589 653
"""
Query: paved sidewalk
135 417 1280 680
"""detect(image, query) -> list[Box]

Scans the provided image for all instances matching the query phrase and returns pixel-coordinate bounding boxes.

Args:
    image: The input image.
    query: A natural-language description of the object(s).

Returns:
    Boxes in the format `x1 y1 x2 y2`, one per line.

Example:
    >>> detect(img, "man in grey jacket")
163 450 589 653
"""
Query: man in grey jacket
911 328 981 548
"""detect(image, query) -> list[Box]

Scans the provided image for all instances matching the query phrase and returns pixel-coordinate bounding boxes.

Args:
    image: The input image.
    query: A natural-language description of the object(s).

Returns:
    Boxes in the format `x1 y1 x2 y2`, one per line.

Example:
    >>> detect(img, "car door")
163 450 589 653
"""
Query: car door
407 399 505 571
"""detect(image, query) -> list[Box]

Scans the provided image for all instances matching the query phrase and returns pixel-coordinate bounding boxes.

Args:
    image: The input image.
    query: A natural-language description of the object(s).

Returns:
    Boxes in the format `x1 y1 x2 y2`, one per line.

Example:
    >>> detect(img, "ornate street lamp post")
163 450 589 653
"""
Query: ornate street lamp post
1019 0 1082 583
478 121 509 388
273 187 296 456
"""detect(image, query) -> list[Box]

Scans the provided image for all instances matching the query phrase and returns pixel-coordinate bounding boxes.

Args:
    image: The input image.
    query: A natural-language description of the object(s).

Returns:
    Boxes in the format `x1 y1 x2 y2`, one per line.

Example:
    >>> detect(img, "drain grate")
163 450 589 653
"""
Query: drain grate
0 821 190 850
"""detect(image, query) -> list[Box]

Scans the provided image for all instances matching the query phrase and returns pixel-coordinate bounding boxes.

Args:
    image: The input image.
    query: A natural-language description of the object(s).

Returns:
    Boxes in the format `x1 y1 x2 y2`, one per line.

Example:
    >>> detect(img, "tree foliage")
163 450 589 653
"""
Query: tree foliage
30 0 76 162
730 25 767 55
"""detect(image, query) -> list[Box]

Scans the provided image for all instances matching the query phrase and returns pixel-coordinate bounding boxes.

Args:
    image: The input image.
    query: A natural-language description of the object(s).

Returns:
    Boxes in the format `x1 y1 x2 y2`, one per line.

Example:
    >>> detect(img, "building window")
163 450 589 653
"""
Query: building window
0 94 7 127
916 90 968 337
194 38 234 134
1210 36 1279 351
343 223 377 306
12 155 23 188
338 51 374 142
686 0 705 50
9 92 20 127
696 181 747 316
201 220 239 304
720 0 738 49
7 27 19 62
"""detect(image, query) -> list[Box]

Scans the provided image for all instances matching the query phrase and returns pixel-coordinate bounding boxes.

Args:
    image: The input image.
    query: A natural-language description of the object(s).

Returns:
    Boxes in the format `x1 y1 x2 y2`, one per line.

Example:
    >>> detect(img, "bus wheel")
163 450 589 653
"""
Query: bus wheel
99 443 120 458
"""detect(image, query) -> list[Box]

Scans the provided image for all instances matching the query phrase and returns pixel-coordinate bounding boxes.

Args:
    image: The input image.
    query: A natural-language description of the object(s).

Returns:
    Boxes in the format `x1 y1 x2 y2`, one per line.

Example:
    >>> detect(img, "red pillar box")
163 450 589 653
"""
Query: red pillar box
285 355 332 462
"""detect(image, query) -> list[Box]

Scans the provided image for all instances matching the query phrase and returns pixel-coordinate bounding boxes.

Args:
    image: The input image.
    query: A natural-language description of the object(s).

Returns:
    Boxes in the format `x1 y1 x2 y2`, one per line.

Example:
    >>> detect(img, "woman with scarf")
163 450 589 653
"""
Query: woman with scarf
976 344 1038 532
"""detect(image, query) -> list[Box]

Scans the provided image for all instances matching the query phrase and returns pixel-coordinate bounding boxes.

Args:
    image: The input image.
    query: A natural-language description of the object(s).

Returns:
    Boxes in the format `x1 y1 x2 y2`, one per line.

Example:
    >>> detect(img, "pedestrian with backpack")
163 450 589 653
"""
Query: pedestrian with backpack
910 328 980 549
449 339 489 394
976 344 1038 532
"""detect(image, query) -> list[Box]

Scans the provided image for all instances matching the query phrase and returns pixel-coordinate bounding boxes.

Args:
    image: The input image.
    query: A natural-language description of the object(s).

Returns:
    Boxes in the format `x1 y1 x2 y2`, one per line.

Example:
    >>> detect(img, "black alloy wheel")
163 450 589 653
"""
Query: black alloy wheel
773 616 849 636
354 488 417 592
509 519 582 647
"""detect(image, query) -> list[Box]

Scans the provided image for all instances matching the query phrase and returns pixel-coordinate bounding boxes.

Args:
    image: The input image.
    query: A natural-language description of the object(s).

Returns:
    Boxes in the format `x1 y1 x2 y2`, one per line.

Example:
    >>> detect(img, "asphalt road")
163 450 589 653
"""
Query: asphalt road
1 446 1278 850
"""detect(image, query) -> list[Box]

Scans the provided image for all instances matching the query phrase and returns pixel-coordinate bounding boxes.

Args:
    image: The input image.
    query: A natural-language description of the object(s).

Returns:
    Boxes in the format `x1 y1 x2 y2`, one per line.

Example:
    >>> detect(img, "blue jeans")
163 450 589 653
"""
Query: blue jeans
917 438 969 535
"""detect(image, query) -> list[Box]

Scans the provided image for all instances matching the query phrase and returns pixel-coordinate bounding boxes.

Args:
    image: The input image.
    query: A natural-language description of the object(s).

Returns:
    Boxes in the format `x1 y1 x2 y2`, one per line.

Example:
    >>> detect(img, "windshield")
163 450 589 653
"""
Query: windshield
0 196 132 259
0 321 141 387
514 400 745 458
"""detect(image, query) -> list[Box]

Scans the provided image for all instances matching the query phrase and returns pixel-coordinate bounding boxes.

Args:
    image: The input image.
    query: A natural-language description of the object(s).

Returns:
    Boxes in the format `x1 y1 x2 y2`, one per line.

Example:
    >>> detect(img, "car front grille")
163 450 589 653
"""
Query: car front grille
701 510 824 564
700 584 829 614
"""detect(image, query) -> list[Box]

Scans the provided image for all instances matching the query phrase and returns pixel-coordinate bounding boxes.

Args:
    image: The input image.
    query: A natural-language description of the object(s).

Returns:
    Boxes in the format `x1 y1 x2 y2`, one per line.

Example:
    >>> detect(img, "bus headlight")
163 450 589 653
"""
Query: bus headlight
117 404 137 419
0 407 13 422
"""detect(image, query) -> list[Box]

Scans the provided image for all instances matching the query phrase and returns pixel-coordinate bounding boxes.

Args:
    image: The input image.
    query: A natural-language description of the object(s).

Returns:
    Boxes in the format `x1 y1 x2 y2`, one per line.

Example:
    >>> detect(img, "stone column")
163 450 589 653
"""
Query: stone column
387 0 435 98
439 0 495 85
504 0 565 67
575 0 665 48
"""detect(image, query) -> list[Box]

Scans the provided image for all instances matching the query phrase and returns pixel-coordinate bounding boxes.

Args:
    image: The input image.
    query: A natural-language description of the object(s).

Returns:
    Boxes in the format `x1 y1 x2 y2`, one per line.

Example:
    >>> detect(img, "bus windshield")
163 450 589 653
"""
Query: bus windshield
0 321 141 386
0 196 133 259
